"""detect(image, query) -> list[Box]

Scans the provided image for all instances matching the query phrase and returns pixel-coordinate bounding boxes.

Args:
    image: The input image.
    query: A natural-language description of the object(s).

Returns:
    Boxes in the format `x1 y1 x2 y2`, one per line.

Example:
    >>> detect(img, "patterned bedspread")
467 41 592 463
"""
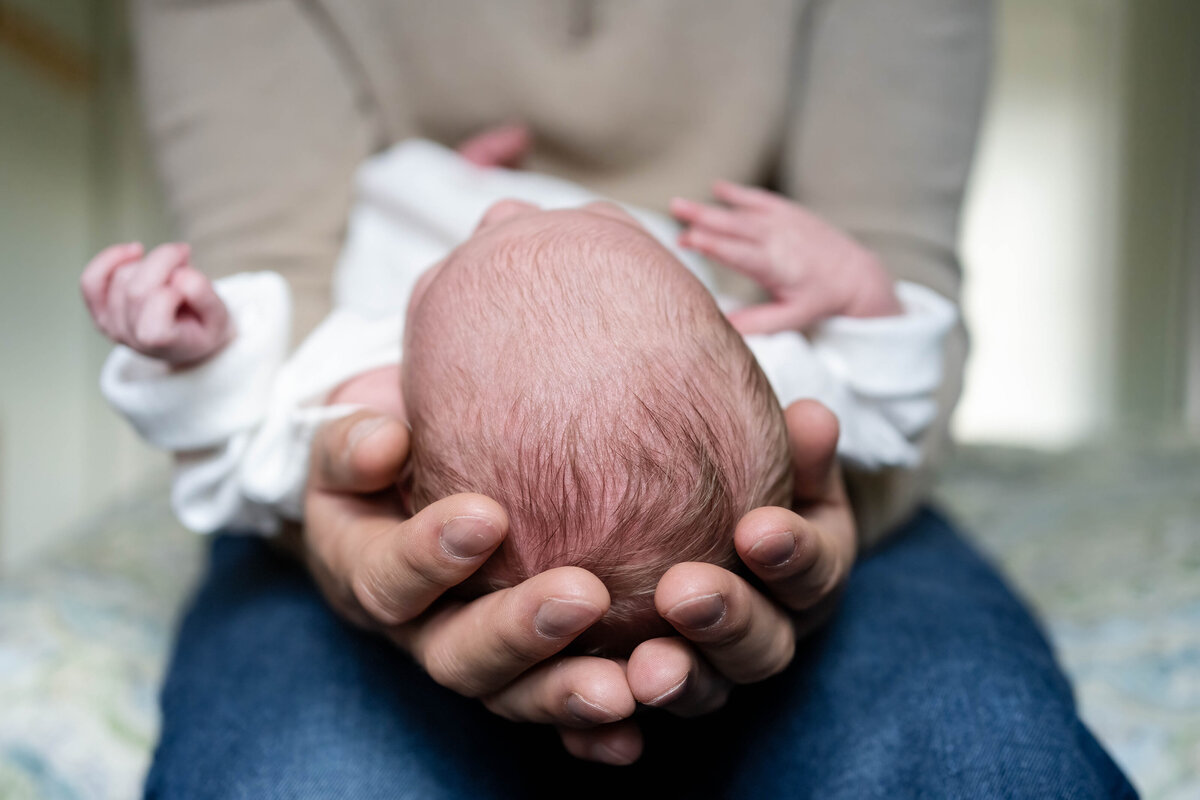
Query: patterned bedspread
1 444 1196 799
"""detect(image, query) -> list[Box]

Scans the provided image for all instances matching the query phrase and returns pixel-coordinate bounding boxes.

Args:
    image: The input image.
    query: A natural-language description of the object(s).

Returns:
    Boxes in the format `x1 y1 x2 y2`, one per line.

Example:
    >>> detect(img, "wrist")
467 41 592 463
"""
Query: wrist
166 317 237 370
837 251 902 320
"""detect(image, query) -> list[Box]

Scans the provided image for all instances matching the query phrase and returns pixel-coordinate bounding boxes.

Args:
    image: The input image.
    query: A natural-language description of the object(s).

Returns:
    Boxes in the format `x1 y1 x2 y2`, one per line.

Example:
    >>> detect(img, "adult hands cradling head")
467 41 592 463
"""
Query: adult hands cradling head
299 410 643 765
626 398 857 717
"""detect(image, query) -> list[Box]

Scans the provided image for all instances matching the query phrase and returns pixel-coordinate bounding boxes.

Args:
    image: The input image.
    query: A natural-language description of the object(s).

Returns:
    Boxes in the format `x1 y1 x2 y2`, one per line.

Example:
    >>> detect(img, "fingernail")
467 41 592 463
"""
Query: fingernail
440 516 497 559
665 593 726 630
535 598 601 639
748 531 796 568
346 416 388 451
588 740 639 766
645 675 688 707
566 693 620 724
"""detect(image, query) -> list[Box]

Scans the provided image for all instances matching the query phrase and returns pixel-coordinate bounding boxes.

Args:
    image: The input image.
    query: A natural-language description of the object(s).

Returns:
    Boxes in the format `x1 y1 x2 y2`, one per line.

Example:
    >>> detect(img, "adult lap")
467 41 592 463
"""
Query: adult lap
145 510 1134 799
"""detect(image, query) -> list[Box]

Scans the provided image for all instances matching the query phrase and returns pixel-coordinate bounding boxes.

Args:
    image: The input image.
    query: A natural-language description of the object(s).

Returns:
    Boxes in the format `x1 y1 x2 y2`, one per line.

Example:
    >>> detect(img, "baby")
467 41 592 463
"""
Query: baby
400 201 794 653
85 135 952 655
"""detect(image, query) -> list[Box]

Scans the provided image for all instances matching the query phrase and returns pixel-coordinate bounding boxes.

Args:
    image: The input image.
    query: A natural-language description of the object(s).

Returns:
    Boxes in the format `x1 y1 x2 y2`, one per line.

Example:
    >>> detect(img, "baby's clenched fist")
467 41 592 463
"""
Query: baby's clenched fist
81 242 232 366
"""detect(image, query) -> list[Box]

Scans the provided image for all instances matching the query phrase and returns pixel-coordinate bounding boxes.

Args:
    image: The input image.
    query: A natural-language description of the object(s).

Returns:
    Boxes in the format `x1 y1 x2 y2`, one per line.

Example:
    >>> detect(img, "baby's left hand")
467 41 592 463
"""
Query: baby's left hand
671 181 901 335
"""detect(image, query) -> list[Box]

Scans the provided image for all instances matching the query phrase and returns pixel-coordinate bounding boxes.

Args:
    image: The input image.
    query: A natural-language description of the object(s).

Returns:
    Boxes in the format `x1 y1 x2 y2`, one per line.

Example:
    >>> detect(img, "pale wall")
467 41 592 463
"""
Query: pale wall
0 1 167 570
956 0 1127 447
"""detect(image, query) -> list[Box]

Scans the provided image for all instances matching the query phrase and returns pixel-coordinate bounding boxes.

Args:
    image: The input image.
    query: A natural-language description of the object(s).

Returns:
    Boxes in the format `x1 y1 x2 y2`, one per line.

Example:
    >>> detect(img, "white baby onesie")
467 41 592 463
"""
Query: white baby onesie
101 140 957 535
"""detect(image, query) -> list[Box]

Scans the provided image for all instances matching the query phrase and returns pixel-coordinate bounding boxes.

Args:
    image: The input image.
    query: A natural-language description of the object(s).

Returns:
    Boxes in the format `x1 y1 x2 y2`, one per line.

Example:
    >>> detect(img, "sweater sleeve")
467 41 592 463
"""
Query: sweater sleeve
779 0 992 546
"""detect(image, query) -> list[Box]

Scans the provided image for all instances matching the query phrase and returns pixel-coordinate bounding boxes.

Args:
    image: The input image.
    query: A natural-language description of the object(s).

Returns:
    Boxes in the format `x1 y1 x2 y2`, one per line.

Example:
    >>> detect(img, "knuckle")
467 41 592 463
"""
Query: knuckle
350 565 405 626
706 610 753 651
707 686 732 712
396 540 454 596
176 268 205 294
479 694 519 722
735 624 795 685
135 325 173 352
494 624 545 668
422 645 484 697
79 270 99 296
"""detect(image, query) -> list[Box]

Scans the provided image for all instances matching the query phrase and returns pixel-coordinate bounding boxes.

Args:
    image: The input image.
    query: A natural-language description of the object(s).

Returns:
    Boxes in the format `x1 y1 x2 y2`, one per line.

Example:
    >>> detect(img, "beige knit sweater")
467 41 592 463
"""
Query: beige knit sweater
131 0 992 546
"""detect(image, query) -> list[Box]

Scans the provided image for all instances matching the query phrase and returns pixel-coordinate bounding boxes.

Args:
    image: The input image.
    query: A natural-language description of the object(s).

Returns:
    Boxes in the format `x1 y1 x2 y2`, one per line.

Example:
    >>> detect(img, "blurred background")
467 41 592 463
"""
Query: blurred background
0 0 1197 798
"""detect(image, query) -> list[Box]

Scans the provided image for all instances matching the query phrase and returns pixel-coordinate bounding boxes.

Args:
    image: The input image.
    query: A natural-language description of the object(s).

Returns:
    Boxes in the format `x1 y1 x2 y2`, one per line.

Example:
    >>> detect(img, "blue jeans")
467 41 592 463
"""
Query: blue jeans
145 508 1136 799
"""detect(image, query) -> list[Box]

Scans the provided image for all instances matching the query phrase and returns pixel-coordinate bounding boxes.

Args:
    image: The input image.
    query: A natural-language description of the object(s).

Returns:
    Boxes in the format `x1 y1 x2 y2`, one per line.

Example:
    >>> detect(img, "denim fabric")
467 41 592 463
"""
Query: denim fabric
144 508 1137 799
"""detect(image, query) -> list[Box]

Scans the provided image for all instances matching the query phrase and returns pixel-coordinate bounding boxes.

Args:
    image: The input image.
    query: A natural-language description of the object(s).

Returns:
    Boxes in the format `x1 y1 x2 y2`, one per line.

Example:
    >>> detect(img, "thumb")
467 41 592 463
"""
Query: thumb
782 400 841 504
310 411 410 494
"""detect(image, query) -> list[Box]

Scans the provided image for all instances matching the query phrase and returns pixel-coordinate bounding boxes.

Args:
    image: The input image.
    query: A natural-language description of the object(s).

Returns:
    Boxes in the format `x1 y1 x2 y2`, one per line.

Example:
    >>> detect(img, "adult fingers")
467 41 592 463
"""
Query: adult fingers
669 197 760 240
558 721 644 766
402 566 609 698
309 410 412 494
783 399 842 504
781 399 856 548
344 493 507 625
734 400 855 616
304 413 509 627
654 563 795 685
481 656 634 728
733 506 845 615
626 636 732 717
81 242 143 330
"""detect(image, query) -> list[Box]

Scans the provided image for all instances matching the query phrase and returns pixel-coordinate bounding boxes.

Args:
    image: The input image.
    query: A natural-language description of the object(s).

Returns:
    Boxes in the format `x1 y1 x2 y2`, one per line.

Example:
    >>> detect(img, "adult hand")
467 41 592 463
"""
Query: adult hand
297 410 643 765
625 399 857 716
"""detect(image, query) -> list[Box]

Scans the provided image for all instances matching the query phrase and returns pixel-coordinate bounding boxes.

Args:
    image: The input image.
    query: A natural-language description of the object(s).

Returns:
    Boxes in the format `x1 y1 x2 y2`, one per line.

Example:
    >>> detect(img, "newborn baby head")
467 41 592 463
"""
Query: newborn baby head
402 200 791 656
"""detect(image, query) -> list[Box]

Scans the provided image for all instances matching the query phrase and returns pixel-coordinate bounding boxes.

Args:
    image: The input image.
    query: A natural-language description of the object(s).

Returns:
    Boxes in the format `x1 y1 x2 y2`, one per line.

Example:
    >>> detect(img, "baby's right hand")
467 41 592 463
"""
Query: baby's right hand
81 242 232 366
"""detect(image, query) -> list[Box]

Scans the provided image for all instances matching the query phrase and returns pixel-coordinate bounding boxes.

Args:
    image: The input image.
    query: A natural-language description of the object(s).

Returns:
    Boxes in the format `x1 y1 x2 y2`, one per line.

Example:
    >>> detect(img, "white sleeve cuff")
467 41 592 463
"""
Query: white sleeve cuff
746 282 957 469
99 272 291 452
810 281 957 398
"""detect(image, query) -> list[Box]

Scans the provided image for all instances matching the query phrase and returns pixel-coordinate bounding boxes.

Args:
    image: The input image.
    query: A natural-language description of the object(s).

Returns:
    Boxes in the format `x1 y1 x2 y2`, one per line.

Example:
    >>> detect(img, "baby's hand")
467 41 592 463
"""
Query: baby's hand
671 181 901 335
81 242 232 366
456 123 531 168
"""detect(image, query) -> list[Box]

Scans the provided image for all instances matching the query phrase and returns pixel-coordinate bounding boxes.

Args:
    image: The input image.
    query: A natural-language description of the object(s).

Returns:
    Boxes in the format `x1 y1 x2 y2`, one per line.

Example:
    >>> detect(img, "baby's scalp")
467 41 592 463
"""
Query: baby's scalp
403 206 791 655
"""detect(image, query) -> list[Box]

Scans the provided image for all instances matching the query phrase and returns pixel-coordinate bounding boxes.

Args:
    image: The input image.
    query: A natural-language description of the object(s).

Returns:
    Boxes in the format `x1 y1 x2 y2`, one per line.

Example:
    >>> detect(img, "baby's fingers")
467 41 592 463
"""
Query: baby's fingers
126 243 189 318
678 229 772 281
669 197 762 240
726 298 829 336
132 285 187 356
81 242 143 331
712 179 786 212
172 267 230 338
